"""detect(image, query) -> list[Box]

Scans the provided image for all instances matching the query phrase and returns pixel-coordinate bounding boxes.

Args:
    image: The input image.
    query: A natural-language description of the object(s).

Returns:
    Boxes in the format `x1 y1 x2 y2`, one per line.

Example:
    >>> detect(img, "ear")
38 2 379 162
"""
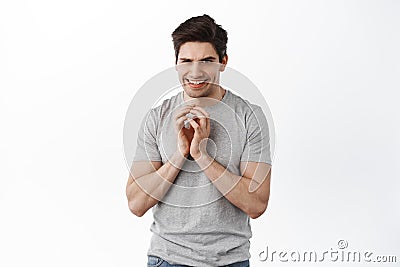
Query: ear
174 58 178 71
219 54 228 72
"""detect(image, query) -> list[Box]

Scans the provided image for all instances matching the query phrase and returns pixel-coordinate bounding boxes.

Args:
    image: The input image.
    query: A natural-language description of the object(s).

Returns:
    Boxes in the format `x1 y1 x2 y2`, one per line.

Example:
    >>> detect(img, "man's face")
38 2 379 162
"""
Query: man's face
176 42 227 99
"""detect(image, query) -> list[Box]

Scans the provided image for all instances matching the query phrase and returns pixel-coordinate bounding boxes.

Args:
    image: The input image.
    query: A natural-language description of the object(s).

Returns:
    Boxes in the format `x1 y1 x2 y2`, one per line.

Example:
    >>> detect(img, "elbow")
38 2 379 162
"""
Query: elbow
248 202 268 219
128 200 147 217
126 183 148 217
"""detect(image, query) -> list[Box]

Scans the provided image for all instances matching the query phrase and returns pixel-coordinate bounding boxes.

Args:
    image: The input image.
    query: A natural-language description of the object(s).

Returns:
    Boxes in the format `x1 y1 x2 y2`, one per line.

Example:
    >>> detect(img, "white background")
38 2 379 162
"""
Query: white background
1 1 399 266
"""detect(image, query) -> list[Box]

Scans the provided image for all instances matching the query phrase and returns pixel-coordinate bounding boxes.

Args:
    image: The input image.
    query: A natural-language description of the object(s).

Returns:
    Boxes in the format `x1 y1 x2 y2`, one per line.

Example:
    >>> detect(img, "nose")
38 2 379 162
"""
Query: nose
188 62 202 78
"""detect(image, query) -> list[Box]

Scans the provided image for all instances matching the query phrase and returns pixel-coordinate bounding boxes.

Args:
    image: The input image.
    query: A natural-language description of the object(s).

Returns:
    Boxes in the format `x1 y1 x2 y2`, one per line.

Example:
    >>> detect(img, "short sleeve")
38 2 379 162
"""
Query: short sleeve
133 108 162 162
240 106 272 165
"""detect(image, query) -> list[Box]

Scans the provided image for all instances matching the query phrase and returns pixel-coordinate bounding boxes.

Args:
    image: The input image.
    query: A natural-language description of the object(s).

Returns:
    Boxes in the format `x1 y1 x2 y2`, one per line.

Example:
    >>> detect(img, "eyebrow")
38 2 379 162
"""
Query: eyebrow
178 56 217 62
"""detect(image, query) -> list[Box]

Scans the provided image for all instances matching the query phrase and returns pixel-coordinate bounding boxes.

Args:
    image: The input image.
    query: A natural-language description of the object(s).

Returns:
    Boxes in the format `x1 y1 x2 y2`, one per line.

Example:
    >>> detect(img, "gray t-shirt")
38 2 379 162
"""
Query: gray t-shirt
133 89 272 266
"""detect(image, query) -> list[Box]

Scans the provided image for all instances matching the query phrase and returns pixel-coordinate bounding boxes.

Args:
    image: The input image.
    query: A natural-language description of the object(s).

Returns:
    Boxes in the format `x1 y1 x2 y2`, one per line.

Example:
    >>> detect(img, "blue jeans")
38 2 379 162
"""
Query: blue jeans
147 255 250 267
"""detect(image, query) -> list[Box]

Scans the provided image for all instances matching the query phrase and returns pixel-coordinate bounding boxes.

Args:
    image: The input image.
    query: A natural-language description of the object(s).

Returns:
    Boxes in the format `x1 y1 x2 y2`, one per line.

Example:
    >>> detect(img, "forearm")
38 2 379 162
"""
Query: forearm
196 154 269 219
127 151 186 216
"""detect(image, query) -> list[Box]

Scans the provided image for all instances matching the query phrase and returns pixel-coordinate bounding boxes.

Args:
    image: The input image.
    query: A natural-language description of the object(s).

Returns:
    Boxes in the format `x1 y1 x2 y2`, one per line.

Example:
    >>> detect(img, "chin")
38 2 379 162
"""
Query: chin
183 84 211 98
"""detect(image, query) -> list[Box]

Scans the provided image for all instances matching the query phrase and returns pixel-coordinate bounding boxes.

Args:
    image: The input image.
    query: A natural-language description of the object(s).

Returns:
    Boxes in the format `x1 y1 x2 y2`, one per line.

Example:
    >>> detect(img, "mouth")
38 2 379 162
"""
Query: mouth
185 79 208 89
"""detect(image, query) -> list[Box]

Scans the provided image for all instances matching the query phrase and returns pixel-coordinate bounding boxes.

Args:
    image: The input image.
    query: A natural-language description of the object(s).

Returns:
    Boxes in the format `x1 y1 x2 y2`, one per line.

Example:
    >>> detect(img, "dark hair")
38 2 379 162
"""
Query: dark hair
172 14 228 64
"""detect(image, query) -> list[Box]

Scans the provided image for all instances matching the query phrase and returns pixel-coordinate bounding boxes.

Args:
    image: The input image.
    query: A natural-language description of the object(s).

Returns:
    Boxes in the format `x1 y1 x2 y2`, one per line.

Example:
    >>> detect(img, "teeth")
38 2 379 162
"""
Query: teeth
189 80 205 85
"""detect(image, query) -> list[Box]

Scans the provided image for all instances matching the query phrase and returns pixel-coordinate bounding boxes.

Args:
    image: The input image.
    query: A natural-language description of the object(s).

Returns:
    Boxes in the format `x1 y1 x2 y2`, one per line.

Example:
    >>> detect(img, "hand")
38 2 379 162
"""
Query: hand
187 106 210 160
174 104 195 157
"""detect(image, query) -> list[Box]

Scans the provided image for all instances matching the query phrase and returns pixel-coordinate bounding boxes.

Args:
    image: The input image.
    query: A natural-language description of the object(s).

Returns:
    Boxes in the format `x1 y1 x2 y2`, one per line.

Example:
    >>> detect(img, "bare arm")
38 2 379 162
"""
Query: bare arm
196 155 272 219
125 151 187 217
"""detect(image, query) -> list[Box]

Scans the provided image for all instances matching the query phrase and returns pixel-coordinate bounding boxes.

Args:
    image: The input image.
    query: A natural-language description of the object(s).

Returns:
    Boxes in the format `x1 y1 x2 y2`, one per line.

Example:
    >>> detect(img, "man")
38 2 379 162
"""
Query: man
126 14 272 267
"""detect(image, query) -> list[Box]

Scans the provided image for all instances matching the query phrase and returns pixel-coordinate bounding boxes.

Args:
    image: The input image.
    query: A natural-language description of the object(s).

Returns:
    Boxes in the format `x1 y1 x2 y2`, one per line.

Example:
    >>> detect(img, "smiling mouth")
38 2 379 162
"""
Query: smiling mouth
186 79 208 89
